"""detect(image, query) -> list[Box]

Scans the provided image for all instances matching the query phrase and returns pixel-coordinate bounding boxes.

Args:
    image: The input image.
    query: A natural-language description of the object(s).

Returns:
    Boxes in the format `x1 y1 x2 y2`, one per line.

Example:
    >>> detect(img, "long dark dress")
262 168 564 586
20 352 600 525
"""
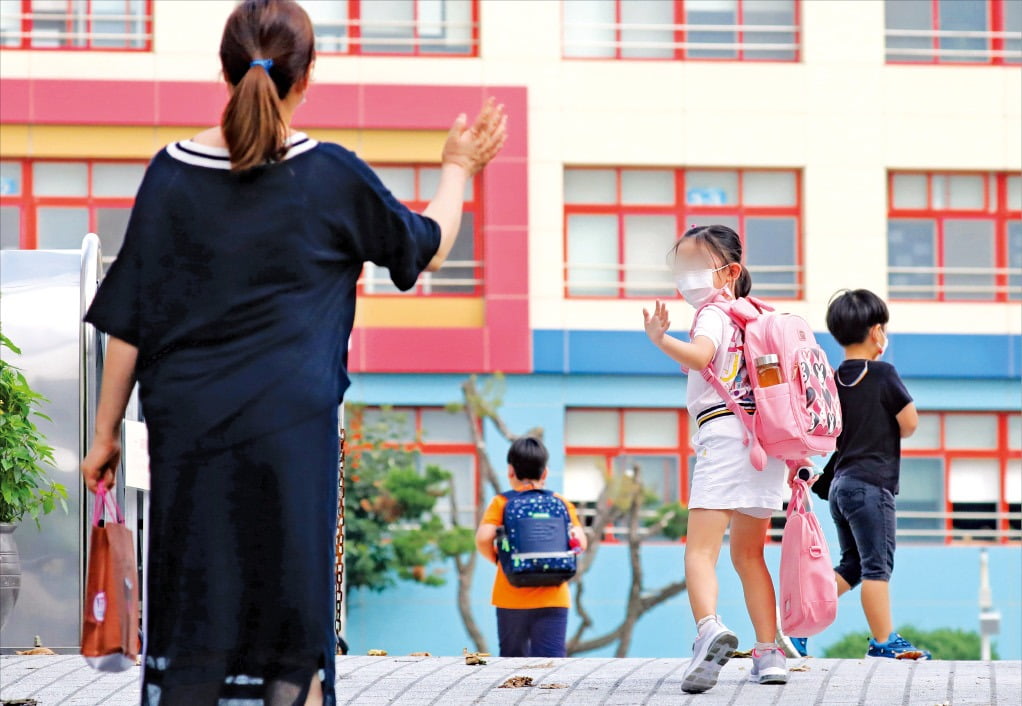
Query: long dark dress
84 133 440 705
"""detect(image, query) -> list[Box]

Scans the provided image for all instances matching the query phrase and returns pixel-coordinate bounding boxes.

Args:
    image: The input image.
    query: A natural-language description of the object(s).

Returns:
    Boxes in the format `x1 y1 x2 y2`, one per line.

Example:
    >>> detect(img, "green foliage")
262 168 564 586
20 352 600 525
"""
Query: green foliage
0 333 68 528
823 625 999 660
645 502 689 541
344 405 474 592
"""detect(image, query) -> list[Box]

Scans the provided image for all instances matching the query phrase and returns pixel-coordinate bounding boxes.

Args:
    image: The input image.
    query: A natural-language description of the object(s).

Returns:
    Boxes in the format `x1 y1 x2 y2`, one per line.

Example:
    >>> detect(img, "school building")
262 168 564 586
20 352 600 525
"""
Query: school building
0 1 1019 658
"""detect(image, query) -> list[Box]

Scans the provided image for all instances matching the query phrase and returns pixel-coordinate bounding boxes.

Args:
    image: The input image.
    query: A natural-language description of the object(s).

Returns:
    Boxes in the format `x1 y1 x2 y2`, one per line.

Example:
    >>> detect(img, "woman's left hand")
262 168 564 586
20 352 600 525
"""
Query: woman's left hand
82 433 120 493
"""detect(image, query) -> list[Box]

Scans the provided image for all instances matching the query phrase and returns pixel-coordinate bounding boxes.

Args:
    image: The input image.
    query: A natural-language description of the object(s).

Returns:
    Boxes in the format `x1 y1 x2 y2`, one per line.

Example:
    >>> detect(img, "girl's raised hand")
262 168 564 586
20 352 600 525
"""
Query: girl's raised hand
642 300 671 344
441 98 508 177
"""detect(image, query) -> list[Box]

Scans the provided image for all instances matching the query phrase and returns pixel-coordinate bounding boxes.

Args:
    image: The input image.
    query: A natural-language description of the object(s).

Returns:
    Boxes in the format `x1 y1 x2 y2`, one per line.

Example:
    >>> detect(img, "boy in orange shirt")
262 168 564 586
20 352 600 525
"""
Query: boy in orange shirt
475 437 587 657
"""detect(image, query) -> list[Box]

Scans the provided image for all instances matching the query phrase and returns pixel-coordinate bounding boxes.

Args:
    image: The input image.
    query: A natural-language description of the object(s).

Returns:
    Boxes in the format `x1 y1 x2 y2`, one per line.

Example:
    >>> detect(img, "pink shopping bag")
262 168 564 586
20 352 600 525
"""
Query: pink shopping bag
779 479 838 637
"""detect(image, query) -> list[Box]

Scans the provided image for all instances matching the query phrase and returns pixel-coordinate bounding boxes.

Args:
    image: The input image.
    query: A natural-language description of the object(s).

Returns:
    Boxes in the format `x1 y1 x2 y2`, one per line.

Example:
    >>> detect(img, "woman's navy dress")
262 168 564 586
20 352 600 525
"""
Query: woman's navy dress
84 133 440 705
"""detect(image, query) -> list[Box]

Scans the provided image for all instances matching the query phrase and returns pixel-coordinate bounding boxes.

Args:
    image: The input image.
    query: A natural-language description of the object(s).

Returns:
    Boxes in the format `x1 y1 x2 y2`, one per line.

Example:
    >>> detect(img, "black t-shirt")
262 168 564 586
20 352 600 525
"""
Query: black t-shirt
832 359 913 495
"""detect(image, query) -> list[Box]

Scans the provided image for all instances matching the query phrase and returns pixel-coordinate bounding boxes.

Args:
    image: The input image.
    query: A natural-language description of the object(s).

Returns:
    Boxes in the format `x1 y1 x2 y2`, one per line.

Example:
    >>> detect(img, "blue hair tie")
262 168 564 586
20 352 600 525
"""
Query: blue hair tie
250 58 273 71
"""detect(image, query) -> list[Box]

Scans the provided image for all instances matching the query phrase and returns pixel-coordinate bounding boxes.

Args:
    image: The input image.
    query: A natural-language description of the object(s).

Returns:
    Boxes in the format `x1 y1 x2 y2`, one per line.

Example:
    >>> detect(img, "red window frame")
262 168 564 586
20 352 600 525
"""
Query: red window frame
887 171 1021 303
885 0 1021 66
0 158 145 254
565 408 693 543
562 167 804 301
902 411 1021 545
345 406 481 521
358 163 483 297
307 0 480 57
0 0 153 51
561 0 801 63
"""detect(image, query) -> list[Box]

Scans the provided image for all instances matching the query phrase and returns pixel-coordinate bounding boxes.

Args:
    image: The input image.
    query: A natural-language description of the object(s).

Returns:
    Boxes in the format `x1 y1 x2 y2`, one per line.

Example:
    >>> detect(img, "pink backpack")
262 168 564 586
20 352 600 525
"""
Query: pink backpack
779 479 838 636
692 295 842 471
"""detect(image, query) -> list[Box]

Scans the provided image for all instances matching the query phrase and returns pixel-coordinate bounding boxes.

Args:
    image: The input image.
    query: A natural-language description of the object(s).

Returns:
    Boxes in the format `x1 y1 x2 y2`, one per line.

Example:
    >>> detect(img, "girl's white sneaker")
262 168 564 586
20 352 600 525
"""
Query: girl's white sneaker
749 644 789 684
681 617 739 694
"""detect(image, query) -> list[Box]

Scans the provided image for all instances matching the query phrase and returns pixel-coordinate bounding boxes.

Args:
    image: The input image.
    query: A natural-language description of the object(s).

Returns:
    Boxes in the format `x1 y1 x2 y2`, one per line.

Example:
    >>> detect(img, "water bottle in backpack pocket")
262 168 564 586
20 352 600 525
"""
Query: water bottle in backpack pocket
496 489 577 587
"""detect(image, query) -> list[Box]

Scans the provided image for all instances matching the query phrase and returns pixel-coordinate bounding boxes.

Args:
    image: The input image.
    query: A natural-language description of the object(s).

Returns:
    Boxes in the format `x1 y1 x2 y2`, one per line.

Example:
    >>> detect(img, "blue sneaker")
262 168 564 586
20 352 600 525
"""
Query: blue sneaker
866 633 932 660
790 637 808 657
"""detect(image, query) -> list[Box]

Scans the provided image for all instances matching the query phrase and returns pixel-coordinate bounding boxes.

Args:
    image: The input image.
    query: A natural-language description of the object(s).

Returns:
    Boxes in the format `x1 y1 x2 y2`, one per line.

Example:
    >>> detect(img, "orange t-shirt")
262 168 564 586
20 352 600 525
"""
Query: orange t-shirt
481 492 582 609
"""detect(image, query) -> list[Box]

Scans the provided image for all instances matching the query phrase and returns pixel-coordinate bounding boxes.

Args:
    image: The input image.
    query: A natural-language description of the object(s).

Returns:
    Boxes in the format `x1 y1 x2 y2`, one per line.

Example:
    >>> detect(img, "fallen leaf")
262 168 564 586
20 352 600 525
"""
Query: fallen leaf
2 700 40 706
523 661 555 669
14 648 55 655
731 649 752 659
498 676 534 688
790 665 811 672
539 683 568 689
463 647 490 665
367 649 388 656
409 652 431 657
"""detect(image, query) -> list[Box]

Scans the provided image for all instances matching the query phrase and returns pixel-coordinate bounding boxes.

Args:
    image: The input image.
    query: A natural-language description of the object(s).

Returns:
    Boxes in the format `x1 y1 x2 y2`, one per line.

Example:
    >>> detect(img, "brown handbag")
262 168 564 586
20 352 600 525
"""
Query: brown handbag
81 486 140 671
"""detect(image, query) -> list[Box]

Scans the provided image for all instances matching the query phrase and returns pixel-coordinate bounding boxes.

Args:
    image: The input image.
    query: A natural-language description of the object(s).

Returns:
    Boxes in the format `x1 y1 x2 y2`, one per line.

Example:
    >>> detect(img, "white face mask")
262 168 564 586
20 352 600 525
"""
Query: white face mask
877 331 889 358
676 265 728 308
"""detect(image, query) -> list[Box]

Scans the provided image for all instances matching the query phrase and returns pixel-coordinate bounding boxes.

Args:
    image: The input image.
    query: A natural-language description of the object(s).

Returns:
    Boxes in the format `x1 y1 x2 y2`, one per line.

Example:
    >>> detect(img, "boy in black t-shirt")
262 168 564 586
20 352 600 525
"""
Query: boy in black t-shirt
808 289 931 660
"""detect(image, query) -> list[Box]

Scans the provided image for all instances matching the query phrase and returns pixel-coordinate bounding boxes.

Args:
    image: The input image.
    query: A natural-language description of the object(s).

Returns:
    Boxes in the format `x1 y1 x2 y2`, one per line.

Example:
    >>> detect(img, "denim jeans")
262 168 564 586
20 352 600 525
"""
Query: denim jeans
830 474 896 587
496 607 568 657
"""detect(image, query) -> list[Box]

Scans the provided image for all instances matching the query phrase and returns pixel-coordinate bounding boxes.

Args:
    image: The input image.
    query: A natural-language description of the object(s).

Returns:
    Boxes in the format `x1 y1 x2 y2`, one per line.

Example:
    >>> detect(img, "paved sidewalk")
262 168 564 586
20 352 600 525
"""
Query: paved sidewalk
1 655 1019 705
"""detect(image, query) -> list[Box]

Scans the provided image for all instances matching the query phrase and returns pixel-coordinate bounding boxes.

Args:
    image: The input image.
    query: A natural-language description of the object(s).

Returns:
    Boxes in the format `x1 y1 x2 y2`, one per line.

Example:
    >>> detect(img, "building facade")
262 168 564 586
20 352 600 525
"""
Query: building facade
1 0 1019 658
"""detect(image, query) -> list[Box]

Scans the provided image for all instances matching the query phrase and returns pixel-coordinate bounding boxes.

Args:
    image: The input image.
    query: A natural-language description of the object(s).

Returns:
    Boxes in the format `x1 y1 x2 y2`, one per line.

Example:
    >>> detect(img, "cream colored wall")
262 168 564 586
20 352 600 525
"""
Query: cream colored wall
2 0 1019 335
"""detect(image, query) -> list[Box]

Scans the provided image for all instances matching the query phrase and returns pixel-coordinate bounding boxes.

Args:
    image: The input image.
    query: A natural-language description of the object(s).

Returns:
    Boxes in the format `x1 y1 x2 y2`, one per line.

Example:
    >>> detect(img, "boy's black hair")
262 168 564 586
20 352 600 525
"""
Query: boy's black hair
826 289 890 346
507 436 548 481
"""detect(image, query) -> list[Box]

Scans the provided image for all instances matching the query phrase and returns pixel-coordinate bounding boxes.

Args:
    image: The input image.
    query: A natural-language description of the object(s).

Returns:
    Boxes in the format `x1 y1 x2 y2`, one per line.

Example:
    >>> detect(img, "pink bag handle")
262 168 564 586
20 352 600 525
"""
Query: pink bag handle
92 485 125 526
787 478 812 518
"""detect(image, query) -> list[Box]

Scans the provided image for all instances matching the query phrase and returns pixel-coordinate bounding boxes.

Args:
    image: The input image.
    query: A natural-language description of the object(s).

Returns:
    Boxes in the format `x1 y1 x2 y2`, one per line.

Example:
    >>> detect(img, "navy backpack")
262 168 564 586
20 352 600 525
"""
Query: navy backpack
496 488 577 587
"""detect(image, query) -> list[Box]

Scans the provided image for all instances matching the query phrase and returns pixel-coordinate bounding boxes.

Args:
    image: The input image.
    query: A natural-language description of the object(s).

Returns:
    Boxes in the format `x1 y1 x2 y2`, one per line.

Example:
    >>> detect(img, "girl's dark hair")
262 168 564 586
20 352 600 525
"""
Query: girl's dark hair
826 289 890 346
507 436 549 482
219 0 315 172
670 224 753 298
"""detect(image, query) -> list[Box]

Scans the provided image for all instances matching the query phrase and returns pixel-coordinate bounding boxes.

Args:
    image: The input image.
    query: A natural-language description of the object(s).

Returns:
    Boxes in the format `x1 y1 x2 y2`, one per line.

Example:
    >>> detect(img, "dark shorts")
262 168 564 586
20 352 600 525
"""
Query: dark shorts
829 475 896 587
496 607 568 658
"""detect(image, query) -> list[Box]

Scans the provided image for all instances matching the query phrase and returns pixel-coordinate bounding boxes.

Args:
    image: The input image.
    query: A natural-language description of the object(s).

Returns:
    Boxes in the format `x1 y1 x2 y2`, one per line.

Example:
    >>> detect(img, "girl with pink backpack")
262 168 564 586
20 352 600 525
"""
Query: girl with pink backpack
642 225 837 694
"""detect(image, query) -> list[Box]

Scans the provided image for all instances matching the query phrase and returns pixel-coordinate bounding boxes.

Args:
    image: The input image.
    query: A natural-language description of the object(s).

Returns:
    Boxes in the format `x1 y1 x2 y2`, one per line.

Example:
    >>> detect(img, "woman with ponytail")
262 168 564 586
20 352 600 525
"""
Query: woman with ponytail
80 1 507 703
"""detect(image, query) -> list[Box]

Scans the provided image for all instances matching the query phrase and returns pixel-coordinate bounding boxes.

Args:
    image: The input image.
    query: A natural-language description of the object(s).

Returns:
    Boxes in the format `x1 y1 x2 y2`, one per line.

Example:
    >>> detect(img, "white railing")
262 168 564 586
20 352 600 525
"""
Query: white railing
311 17 477 52
889 265 1022 298
359 259 483 294
563 21 800 56
0 9 151 47
885 28 1022 62
565 263 803 296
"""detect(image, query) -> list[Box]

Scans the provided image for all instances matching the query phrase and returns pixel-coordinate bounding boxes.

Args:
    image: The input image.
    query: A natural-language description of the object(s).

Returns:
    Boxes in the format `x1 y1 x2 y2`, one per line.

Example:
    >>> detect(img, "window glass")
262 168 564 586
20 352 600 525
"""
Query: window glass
565 169 617 204
938 0 987 64
621 170 674 205
565 455 609 502
745 217 798 298
96 208 131 263
897 458 944 542
885 0 932 61
420 0 473 55
620 0 674 59
945 413 999 449
566 214 619 296
613 454 680 503
565 410 620 447
887 219 937 299
942 219 994 300
902 413 941 449
1007 175 1021 211
37 208 88 249
685 0 737 59
421 166 473 200
1006 460 1022 505
93 163 146 197
303 0 349 52
0 206 19 249
33 162 88 197
623 411 678 448
563 0 616 58
892 173 927 209
0 0 19 47
421 409 474 443
948 458 999 502
0 161 20 195
947 175 984 209
1006 0 1022 64
1009 414 1021 451
686 170 738 206
428 212 476 293
623 215 676 297
375 167 416 201
423 453 475 527
743 171 796 206
361 0 414 54
359 407 416 442
1008 221 1022 301
742 0 797 61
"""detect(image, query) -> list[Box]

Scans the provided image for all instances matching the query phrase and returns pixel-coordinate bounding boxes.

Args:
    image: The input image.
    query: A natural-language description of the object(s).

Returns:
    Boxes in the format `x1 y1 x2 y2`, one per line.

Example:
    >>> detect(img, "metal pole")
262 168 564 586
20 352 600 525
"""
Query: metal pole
978 548 1000 661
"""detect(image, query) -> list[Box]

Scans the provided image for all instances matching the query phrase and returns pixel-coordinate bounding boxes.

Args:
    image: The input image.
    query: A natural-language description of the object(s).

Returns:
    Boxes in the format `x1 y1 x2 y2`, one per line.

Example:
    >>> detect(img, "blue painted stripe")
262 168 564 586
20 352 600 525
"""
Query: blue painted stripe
533 330 1022 380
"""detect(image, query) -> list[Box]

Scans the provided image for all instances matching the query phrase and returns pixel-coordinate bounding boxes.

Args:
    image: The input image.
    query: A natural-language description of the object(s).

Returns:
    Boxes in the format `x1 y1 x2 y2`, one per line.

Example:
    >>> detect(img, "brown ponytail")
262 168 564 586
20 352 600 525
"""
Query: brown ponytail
219 0 315 172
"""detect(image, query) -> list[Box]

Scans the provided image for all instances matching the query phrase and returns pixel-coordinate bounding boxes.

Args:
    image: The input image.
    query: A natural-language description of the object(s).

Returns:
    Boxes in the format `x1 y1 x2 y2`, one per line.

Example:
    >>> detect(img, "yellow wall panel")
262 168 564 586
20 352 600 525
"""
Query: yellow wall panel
0 125 29 155
354 297 484 329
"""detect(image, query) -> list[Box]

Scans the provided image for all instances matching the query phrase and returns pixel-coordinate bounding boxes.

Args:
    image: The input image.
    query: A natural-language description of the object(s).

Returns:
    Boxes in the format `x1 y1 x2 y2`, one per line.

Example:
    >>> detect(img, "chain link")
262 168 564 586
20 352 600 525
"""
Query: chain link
334 426 346 652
